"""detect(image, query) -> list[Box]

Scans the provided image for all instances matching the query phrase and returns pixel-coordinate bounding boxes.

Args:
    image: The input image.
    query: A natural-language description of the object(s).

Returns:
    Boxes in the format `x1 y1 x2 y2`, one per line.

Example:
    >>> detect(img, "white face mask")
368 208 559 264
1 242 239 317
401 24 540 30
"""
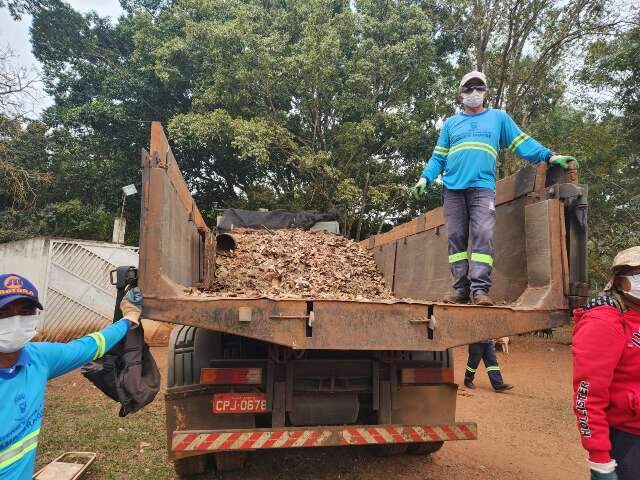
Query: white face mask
461 90 485 108
0 315 38 353
622 274 640 300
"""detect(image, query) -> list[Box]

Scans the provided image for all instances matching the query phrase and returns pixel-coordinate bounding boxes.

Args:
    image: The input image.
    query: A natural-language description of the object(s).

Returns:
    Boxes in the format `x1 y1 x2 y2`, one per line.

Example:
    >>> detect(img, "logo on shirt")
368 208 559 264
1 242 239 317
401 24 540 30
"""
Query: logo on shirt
631 329 640 348
470 121 478 130
14 393 27 416
575 381 591 438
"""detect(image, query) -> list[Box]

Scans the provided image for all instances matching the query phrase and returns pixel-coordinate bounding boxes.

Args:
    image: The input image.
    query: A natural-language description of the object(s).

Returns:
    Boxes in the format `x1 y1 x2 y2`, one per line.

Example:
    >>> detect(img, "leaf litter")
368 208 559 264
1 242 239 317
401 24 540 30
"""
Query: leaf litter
193 228 395 300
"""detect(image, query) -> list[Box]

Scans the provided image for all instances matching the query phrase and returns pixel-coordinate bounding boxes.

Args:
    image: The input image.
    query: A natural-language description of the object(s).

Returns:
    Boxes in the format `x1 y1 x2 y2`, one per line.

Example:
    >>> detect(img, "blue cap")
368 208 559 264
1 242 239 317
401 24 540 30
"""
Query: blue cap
0 274 44 310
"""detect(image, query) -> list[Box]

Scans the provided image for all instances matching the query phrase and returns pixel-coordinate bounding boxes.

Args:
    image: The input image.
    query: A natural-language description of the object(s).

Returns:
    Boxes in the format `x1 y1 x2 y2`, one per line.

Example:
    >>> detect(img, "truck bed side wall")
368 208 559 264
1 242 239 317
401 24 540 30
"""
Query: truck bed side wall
139 123 213 297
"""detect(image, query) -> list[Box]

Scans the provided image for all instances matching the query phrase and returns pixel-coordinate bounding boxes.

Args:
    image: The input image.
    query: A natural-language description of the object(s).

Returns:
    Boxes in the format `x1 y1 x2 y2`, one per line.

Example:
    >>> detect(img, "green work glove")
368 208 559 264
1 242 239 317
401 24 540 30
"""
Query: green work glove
589 459 618 480
590 471 618 480
549 154 578 170
413 177 428 199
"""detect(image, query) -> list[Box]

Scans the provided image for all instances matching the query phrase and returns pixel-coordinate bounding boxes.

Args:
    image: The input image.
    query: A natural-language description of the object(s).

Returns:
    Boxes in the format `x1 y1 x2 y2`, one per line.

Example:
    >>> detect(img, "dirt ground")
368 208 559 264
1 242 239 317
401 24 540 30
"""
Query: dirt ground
38 331 586 479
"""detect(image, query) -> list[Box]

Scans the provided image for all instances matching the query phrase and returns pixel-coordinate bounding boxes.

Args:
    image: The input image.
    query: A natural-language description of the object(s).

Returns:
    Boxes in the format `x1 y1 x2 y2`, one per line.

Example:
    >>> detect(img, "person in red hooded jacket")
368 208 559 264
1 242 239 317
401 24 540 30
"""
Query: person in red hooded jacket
573 246 640 480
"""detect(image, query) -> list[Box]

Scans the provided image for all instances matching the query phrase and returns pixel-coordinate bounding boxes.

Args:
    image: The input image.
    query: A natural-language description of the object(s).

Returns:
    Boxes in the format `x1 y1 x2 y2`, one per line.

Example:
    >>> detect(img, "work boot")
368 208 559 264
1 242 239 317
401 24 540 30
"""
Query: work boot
494 384 514 393
472 292 494 306
464 380 476 389
443 291 470 304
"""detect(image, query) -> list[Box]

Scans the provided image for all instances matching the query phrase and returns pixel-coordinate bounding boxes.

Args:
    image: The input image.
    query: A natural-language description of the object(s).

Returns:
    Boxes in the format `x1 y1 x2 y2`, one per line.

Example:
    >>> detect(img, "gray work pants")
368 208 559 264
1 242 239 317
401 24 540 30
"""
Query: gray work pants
443 187 496 296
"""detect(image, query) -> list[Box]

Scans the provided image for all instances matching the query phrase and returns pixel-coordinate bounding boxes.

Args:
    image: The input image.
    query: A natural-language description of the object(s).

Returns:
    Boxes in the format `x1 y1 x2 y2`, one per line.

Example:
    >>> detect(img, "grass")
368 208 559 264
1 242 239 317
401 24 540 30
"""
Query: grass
36 384 175 480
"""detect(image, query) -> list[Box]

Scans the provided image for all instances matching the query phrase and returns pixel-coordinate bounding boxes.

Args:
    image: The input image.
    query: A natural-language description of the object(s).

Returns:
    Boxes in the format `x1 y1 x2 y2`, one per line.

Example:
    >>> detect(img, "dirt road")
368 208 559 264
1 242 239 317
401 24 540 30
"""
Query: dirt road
41 332 585 479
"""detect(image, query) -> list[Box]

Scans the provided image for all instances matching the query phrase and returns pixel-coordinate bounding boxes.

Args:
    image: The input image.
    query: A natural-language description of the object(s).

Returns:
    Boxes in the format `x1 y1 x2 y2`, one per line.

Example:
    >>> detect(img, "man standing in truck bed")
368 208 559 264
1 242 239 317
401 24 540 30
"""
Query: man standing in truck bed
414 71 575 305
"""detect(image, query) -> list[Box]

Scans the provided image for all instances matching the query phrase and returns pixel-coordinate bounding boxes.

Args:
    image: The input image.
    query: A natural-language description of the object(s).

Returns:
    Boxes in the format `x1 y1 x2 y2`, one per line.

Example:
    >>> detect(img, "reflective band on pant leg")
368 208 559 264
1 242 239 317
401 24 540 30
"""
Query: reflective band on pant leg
471 253 493 266
0 429 40 470
449 252 469 263
486 366 501 372
466 366 476 373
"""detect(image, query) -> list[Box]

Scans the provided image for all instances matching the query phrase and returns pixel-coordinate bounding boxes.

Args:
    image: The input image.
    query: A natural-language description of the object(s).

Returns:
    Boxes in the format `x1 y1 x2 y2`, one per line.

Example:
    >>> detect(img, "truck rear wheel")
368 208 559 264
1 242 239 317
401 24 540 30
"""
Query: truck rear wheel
407 441 444 456
168 325 222 387
173 455 208 478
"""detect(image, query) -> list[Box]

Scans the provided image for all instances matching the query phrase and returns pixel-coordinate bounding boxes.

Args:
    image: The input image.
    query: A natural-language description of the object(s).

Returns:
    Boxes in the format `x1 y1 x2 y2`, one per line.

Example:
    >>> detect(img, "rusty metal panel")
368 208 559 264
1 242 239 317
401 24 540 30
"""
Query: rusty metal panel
491 197 528 303
391 384 457 424
144 297 310 348
307 300 568 350
393 229 449 301
430 304 567 347
515 199 566 310
139 144 212 297
373 242 397 291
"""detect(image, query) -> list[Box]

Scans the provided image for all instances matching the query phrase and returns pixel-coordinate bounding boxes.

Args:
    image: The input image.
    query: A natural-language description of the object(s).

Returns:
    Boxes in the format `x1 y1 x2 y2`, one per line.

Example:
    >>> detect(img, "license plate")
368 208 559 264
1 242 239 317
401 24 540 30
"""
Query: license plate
212 393 267 414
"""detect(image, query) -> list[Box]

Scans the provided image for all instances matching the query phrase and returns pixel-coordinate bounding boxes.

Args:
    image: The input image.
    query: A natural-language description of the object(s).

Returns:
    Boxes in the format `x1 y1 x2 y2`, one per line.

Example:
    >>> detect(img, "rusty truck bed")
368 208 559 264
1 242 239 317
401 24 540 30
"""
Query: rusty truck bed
139 123 588 351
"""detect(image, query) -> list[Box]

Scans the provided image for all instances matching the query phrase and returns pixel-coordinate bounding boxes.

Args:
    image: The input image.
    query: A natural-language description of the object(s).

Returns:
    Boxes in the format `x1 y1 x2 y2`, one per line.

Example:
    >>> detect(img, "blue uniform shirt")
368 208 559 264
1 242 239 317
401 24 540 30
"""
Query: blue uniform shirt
0 320 129 479
421 108 552 190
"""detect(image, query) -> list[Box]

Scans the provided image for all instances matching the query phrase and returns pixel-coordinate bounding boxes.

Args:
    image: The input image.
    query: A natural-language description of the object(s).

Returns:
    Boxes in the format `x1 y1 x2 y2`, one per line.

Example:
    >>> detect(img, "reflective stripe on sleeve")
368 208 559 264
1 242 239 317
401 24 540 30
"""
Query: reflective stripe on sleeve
470 253 493 266
88 332 106 360
508 132 530 152
0 429 40 471
448 252 469 263
434 146 449 155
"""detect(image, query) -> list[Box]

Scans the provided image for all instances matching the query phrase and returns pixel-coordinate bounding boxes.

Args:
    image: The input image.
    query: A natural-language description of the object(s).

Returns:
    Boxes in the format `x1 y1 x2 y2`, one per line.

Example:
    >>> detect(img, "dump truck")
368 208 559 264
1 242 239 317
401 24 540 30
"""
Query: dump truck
138 123 588 476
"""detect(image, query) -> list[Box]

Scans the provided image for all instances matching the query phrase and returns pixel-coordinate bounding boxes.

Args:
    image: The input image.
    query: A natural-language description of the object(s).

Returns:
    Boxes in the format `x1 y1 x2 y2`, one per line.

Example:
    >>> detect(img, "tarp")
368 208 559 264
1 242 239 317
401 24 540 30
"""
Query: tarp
219 209 338 231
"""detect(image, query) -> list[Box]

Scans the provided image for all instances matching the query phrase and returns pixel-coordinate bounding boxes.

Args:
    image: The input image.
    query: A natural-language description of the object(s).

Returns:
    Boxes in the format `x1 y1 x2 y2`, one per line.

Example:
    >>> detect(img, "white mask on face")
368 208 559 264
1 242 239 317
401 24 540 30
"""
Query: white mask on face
622 274 640 300
0 315 38 353
461 90 485 108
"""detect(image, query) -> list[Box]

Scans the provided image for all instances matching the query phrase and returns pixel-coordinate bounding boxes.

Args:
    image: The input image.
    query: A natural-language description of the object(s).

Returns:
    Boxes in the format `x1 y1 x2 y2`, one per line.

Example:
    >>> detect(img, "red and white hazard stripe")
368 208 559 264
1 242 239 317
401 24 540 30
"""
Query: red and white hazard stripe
172 423 476 453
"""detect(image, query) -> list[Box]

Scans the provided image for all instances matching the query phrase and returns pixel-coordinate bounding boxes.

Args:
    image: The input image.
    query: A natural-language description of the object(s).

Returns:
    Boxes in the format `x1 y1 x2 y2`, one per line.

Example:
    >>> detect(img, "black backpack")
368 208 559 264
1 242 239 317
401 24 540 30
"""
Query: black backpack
81 267 161 417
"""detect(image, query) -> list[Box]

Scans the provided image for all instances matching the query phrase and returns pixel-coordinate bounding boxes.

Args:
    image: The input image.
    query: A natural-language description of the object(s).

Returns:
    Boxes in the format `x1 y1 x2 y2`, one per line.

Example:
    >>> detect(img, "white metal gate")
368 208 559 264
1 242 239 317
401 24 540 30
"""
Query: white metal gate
40 240 139 342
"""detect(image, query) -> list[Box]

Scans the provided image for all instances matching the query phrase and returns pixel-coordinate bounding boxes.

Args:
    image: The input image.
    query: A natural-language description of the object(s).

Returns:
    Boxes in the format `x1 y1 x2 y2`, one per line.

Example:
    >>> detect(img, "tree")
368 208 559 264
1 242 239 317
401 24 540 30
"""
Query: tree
451 0 623 176
0 0 45 19
0 46 51 208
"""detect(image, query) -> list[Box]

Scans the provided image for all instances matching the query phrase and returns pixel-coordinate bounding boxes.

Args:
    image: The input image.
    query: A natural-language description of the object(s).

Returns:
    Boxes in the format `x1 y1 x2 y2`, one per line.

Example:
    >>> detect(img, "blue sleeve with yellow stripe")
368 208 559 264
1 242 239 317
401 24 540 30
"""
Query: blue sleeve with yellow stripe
39 319 130 380
421 119 450 184
500 111 551 164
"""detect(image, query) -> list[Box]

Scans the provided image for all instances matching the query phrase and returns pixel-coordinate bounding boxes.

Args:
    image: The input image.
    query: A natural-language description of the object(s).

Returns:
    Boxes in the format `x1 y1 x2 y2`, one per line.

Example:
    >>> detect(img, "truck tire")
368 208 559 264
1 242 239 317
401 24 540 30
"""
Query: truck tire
168 325 222 387
214 452 247 472
406 441 444 456
173 455 208 477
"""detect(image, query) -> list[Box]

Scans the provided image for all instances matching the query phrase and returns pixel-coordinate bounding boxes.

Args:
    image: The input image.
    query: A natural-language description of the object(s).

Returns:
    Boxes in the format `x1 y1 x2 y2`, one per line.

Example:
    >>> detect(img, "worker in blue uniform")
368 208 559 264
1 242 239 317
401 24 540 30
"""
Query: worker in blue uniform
464 340 513 392
0 273 141 479
414 71 576 305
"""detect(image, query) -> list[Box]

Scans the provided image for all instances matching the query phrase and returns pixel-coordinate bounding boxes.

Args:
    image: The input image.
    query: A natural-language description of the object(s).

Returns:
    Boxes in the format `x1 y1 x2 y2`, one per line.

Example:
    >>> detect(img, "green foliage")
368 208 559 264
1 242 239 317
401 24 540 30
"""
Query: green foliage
0 200 114 243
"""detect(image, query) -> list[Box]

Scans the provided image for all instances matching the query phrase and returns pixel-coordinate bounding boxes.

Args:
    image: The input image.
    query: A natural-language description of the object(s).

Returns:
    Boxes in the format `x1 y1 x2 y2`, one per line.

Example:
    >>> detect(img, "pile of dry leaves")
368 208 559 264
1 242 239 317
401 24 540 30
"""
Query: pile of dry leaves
201 228 394 300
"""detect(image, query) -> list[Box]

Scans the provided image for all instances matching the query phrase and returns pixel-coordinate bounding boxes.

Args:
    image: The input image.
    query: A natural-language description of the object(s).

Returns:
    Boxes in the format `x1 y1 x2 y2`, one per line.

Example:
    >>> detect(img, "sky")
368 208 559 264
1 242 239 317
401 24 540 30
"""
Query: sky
0 0 124 116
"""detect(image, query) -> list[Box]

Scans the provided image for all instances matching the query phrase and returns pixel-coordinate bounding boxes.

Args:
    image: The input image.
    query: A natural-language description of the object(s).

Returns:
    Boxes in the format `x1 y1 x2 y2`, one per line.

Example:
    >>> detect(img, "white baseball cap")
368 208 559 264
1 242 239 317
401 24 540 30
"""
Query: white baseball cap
459 71 488 91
